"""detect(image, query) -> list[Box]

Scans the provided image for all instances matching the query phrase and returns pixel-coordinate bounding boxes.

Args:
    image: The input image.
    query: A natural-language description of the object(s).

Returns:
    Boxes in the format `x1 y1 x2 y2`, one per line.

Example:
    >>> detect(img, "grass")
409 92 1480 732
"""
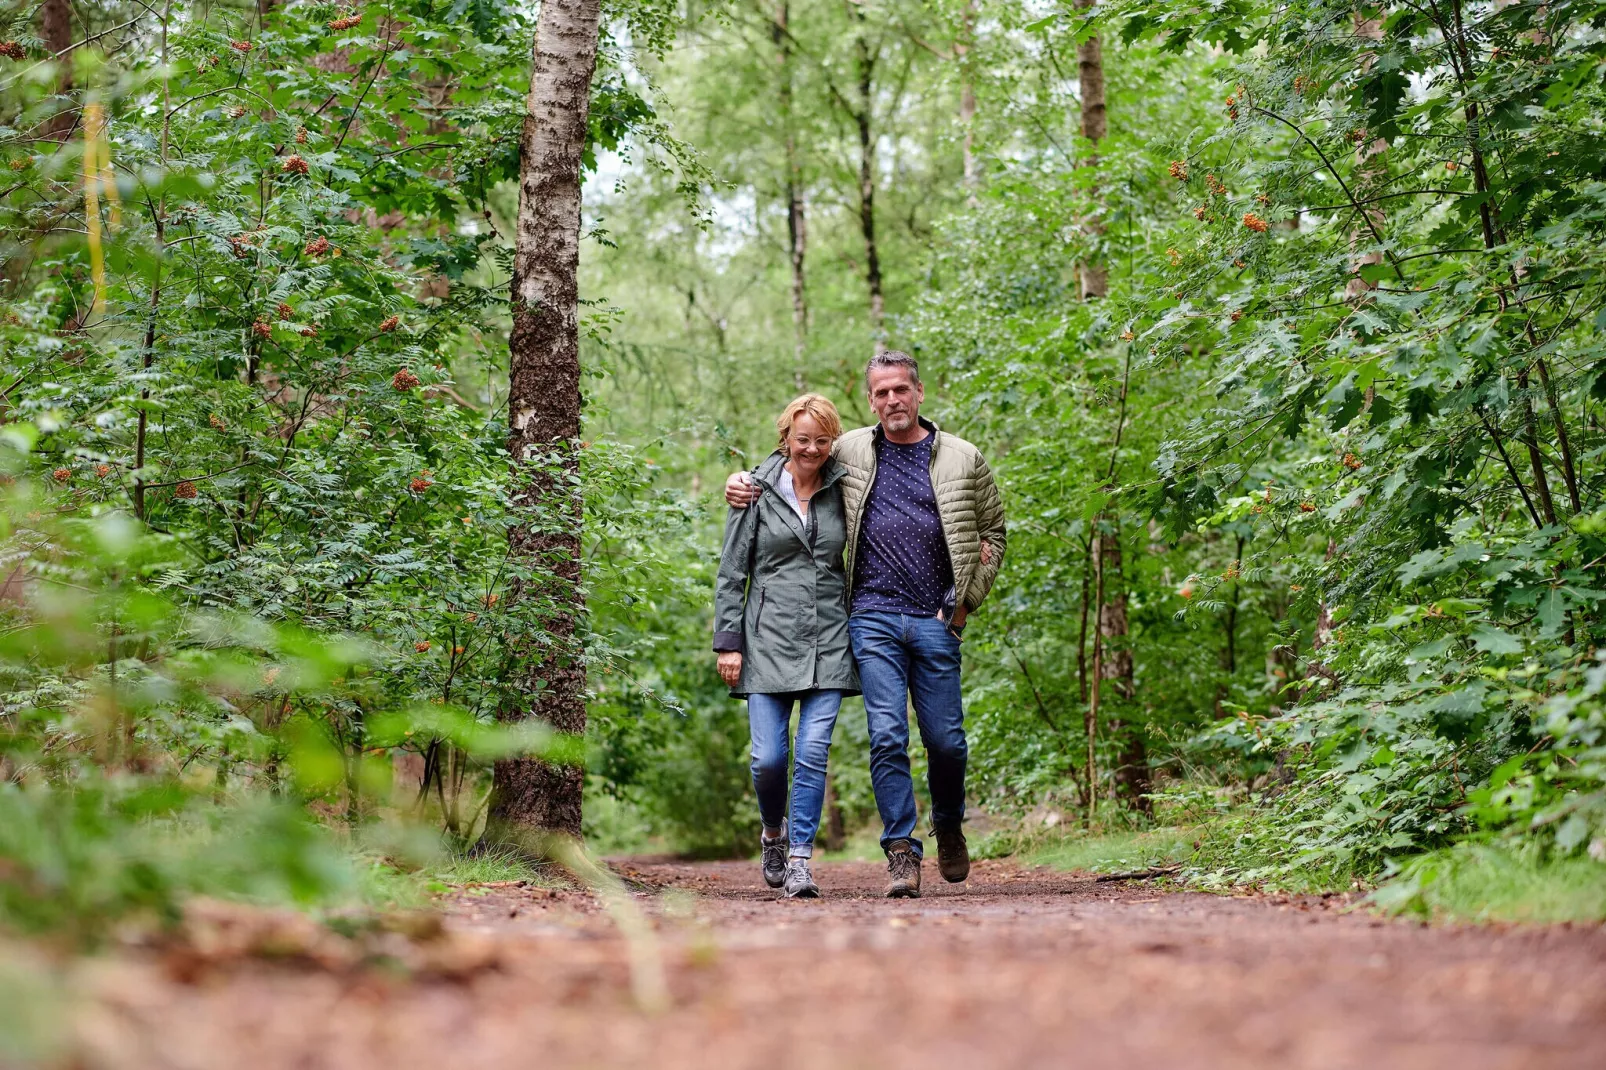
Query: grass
426 845 564 887
1008 826 1198 874
1372 842 1606 924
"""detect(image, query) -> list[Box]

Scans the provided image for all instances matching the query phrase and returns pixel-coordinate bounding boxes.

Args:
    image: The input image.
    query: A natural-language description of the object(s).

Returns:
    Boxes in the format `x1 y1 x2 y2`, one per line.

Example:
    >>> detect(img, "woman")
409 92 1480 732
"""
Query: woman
713 394 858 898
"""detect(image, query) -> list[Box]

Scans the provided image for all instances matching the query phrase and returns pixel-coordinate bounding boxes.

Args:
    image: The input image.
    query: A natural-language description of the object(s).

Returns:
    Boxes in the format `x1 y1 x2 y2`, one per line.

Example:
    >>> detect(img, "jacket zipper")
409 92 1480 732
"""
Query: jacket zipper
848 444 877 591
927 428 961 615
755 584 767 631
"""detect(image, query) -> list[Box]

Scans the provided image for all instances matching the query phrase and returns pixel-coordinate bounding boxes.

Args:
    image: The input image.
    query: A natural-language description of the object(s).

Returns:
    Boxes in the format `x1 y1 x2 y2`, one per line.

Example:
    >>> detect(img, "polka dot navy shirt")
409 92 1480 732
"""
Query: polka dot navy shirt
852 434 955 617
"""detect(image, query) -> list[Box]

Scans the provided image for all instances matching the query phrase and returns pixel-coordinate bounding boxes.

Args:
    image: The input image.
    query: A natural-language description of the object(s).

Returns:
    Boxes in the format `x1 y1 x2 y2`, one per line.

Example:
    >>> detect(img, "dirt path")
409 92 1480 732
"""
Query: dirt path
72 858 1606 1069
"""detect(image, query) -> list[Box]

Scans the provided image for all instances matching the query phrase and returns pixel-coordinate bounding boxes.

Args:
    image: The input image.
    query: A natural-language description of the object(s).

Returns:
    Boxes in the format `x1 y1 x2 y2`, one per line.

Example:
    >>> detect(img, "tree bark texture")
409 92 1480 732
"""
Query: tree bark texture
1097 527 1152 814
774 0 809 390
1074 0 1107 300
40 0 75 141
958 0 979 196
486 0 601 841
852 20 885 350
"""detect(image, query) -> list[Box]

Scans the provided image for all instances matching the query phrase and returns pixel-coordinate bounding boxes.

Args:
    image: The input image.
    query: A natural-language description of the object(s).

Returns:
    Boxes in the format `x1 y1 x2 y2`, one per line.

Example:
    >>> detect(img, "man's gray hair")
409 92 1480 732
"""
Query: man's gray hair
865 350 920 389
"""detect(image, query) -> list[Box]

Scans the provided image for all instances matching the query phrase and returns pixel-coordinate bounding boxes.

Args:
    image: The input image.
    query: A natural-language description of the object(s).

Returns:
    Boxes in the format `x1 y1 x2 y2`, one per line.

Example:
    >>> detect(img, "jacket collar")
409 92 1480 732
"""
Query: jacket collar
749 451 842 548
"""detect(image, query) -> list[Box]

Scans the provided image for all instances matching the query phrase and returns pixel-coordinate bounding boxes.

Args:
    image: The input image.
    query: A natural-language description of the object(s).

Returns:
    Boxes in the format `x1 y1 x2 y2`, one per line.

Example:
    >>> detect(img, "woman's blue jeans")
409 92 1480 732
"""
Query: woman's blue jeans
748 690 844 857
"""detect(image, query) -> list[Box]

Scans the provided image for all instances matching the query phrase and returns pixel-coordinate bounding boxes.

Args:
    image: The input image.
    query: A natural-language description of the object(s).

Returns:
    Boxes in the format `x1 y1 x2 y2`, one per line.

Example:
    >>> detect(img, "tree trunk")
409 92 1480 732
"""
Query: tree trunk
484 0 602 843
1097 527 1151 815
1214 534 1243 717
774 0 809 390
823 774 846 851
1074 0 1107 299
958 0 979 197
851 17 885 350
40 0 75 141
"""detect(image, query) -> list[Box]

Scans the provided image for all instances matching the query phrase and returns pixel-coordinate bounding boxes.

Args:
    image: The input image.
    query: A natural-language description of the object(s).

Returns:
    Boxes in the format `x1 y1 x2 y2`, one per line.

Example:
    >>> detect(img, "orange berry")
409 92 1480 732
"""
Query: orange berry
174 480 199 499
414 641 431 652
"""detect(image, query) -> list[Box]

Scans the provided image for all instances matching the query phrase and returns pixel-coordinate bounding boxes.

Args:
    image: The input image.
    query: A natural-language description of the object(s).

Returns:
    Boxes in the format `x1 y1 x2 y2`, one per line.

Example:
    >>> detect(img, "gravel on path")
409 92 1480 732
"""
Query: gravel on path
70 857 1606 1070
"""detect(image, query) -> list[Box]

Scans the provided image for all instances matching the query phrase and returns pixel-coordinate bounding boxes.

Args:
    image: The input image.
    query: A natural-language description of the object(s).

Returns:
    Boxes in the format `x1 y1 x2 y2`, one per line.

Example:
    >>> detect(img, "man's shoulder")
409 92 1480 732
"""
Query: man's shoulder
935 429 988 466
835 426 877 469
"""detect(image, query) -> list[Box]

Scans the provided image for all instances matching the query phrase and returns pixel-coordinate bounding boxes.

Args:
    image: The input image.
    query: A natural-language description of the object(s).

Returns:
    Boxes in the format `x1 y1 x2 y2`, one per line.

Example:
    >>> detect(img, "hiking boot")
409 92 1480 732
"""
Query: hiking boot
885 839 922 898
760 825 787 889
783 857 820 899
933 824 970 883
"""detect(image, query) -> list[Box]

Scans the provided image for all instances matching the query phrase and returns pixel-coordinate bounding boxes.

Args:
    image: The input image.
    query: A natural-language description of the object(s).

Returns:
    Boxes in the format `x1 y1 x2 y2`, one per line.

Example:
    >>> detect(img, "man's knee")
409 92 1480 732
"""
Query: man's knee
926 729 968 765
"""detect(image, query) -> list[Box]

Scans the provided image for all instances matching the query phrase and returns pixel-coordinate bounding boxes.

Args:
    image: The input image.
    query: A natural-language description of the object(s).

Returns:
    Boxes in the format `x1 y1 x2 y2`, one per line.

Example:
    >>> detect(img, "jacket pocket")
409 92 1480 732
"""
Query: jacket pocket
755 584 768 632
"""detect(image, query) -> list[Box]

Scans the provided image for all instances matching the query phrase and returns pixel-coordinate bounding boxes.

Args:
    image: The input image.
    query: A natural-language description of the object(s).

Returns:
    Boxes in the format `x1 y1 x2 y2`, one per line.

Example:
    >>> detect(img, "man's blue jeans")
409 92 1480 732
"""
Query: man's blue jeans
747 690 844 857
847 611 966 858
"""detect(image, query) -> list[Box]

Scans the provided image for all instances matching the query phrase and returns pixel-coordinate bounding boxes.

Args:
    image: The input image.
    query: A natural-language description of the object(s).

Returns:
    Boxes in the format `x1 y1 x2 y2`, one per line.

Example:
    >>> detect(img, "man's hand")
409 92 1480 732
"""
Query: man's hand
717 651 743 686
725 472 759 508
980 541 994 567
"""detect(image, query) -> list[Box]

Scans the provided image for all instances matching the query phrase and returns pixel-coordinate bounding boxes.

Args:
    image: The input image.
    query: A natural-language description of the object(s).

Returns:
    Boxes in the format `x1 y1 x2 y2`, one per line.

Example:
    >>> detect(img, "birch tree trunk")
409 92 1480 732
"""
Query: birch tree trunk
850 9 886 350
958 0 979 197
1074 0 1107 300
774 0 809 390
485 0 601 842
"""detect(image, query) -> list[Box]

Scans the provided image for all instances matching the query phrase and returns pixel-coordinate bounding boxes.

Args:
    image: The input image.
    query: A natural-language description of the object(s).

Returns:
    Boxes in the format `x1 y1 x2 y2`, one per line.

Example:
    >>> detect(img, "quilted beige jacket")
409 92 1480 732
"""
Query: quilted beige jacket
833 418 1006 613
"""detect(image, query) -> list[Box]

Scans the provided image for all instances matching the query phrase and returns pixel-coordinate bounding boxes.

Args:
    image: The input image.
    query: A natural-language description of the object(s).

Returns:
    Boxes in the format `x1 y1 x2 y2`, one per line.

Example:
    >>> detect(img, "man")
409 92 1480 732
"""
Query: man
726 351 1006 897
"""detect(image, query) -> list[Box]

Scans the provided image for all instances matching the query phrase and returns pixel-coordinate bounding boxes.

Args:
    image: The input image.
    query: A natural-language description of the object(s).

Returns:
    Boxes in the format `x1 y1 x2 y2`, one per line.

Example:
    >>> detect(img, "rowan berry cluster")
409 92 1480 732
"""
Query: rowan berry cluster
52 468 71 483
392 368 421 391
305 236 330 256
329 13 363 30
230 40 253 52
277 303 295 320
379 315 400 333
1242 212 1270 233
1341 453 1362 470
282 155 310 175
1168 160 1189 181
252 320 272 338
0 41 26 60
174 481 199 500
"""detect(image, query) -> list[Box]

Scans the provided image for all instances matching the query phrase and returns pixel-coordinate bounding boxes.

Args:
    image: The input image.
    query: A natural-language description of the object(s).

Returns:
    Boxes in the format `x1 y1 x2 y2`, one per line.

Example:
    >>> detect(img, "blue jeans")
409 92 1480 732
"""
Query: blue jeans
748 690 844 857
847 611 967 858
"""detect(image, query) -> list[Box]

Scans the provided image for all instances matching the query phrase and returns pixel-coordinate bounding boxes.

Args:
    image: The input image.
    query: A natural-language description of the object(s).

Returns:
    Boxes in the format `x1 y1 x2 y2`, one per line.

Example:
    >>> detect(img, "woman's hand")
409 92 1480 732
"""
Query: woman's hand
717 651 743 686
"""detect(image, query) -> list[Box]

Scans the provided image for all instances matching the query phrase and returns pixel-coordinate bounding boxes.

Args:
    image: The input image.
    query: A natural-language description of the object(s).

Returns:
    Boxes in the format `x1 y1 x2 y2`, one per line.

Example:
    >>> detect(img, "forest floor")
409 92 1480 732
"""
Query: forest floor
59 857 1606 1070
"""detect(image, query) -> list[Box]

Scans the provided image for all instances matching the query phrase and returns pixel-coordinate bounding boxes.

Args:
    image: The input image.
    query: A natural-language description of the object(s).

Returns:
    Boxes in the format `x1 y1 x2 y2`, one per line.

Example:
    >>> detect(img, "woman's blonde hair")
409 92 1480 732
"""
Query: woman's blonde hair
775 393 843 453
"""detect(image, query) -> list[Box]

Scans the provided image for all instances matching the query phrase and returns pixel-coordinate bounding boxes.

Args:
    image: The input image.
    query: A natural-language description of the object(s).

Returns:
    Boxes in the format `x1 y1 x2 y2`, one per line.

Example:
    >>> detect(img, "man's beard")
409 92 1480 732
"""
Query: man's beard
882 410 912 430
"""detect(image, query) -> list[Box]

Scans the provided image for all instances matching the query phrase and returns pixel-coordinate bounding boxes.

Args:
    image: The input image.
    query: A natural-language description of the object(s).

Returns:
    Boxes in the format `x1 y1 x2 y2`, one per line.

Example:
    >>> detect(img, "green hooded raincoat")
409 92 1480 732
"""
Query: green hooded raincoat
712 452 860 698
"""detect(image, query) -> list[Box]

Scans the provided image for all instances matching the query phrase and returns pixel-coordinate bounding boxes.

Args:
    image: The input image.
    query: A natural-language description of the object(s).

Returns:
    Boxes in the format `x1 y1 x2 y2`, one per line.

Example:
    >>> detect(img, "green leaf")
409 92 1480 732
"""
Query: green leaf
1469 625 1522 655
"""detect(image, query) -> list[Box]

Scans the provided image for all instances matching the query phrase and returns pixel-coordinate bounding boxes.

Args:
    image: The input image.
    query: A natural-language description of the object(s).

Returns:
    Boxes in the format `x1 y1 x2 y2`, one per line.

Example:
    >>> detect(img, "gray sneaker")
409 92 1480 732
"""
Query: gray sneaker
783 857 819 899
760 825 787 889
885 839 922 898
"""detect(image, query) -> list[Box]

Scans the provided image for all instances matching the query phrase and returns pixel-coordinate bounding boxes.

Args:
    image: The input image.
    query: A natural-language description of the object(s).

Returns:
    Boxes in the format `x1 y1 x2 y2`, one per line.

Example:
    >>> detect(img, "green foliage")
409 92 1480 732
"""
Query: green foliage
1373 842 1606 923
